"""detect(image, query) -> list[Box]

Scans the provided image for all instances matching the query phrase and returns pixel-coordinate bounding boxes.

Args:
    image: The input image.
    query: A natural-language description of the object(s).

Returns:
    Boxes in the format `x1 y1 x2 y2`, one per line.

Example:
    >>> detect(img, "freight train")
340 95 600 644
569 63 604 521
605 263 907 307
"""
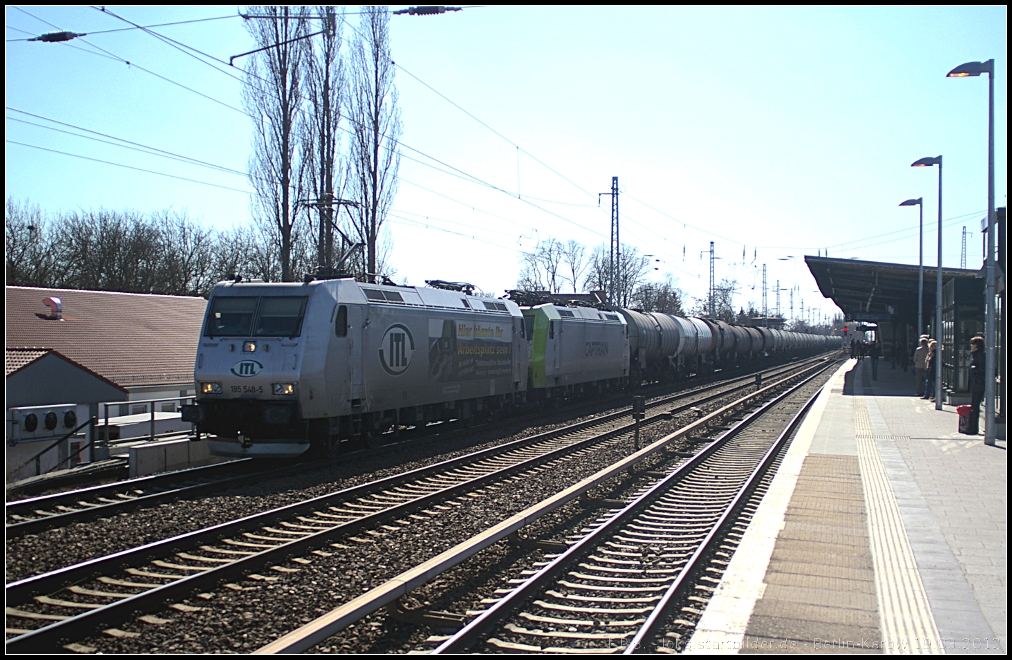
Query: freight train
182 278 841 457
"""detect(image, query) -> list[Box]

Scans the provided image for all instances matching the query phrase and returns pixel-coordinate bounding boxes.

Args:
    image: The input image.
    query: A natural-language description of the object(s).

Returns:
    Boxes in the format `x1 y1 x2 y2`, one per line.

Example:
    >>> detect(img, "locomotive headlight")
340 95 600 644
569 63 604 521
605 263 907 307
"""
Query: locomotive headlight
201 381 223 394
272 383 296 396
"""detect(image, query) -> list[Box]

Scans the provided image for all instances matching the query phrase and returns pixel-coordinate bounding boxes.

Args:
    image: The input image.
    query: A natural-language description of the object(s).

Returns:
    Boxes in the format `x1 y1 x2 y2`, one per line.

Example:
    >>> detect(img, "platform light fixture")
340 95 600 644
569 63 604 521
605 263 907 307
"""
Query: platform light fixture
948 59 997 446
911 156 943 411
900 198 925 338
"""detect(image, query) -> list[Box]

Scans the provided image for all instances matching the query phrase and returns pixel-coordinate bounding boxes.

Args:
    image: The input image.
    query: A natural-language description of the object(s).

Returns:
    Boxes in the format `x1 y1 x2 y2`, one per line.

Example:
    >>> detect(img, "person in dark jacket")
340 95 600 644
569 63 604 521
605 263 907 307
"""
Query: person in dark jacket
967 336 985 435
923 339 938 400
869 341 881 380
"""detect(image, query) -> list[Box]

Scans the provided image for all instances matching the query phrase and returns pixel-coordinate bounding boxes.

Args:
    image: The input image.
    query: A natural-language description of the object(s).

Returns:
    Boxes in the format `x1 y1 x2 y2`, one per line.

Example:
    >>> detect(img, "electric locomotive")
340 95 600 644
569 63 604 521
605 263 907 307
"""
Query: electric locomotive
183 278 529 457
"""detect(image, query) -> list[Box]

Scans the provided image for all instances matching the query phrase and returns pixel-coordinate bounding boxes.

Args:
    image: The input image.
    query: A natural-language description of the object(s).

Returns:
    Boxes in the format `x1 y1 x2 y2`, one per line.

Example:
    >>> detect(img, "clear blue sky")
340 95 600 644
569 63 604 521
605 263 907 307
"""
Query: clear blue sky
5 6 1007 322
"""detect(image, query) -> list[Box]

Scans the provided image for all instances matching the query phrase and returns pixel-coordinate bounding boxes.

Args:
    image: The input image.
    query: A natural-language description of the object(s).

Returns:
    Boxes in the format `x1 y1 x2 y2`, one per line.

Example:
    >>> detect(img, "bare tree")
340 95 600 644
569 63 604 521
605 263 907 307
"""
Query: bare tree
539 238 564 293
561 239 586 294
243 6 311 282
302 6 345 272
347 6 401 283
693 278 738 323
616 244 650 307
517 248 545 291
582 244 609 294
5 198 58 287
633 274 685 315
517 238 566 293
214 223 280 285
153 211 216 295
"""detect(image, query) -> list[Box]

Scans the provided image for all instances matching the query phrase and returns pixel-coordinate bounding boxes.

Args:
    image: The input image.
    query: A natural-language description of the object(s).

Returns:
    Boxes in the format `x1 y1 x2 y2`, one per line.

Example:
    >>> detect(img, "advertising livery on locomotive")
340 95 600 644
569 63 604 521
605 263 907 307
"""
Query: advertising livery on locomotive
183 278 840 458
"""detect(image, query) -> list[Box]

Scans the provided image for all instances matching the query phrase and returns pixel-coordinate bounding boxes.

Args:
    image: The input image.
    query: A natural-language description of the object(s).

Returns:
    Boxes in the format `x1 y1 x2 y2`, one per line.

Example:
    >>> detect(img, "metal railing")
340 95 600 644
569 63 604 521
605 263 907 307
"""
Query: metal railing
99 395 197 450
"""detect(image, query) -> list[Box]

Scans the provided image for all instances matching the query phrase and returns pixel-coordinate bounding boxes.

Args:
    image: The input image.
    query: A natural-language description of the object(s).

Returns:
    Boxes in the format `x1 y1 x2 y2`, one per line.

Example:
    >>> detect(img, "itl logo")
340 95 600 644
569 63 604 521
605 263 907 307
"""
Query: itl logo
379 323 414 375
231 360 263 377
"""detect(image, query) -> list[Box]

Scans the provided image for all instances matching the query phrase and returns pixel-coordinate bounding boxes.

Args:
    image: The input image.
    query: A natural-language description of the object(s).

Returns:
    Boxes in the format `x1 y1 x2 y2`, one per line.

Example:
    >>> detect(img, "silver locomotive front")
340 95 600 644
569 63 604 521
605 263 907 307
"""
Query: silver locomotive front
185 281 319 457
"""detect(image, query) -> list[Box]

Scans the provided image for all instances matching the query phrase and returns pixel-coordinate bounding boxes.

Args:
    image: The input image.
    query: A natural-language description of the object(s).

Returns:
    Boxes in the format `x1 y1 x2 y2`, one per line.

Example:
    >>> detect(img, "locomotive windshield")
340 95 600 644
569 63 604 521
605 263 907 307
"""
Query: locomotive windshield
205 297 257 337
204 295 308 338
254 297 308 337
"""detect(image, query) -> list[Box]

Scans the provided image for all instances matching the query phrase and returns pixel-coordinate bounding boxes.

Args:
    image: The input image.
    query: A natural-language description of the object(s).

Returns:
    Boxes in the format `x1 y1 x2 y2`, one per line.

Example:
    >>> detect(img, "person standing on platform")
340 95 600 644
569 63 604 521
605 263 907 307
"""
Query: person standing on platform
913 336 929 396
967 336 985 435
924 339 938 401
869 340 881 380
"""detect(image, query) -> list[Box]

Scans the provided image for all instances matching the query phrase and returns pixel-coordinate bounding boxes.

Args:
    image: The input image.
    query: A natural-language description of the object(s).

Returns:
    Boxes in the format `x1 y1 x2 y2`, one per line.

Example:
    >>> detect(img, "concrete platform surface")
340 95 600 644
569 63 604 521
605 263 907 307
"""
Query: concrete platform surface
686 358 1006 654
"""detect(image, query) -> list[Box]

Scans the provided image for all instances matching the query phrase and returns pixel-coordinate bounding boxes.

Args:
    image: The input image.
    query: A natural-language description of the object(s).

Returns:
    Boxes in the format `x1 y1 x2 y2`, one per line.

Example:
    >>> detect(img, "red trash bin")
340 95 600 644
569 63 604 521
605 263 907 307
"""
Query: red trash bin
956 405 972 434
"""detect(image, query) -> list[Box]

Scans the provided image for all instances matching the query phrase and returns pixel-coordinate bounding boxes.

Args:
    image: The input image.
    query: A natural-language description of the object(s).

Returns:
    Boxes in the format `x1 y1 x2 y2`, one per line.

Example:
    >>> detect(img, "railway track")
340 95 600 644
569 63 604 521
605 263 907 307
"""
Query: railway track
244 359 836 653
5 357 814 543
4 357 830 652
5 459 257 537
431 371 822 653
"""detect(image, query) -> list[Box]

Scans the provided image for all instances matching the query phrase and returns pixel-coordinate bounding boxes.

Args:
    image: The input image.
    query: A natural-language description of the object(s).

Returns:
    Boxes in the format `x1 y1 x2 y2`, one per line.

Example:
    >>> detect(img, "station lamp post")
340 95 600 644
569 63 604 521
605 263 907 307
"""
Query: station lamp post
900 198 925 338
912 156 943 411
947 59 997 446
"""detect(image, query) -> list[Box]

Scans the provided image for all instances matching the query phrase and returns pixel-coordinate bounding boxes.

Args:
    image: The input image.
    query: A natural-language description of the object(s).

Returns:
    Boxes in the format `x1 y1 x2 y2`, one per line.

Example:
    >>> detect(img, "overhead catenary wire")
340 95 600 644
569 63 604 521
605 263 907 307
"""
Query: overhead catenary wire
19 7 605 244
5 13 240 41
91 6 247 84
387 212 524 254
6 140 251 195
6 107 246 177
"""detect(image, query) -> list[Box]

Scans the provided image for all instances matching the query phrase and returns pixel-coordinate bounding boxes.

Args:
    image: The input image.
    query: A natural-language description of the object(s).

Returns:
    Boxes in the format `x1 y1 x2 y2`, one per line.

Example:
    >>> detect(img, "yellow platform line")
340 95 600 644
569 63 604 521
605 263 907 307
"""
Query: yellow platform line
855 400 942 655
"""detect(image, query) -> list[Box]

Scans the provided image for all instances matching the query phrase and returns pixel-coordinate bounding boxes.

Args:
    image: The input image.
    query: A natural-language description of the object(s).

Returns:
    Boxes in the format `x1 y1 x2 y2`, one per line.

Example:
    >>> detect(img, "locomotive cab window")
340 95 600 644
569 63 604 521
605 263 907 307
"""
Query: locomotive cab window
524 316 534 341
254 297 308 337
335 305 348 337
206 297 258 337
549 320 555 339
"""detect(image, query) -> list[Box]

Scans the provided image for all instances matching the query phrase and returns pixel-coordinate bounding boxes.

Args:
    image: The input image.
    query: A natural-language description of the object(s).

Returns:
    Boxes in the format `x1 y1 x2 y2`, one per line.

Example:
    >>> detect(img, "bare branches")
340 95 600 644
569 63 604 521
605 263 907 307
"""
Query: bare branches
5 198 278 296
561 239 586 294
303 5 345 271
518 238 565 293
242 5 312 282
346 6 401 282
692 278 738 322
5 198 57 287
633 274 686 315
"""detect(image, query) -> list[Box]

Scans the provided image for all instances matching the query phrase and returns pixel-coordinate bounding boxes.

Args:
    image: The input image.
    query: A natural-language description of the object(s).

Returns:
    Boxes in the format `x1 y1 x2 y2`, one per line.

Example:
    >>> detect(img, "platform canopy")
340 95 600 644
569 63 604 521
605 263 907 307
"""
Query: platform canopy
805 256 978 323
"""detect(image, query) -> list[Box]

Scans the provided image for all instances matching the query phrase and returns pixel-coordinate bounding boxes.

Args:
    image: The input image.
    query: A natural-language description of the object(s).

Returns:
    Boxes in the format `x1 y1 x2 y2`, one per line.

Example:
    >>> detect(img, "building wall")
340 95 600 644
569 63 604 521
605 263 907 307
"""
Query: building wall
6 354 127 411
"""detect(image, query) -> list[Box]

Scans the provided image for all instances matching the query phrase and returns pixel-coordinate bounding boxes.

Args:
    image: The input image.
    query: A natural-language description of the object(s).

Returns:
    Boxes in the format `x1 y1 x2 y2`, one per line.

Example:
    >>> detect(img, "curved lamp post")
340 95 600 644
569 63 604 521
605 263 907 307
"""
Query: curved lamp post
912 156 943 411
900 198 925 338
948 59 997 445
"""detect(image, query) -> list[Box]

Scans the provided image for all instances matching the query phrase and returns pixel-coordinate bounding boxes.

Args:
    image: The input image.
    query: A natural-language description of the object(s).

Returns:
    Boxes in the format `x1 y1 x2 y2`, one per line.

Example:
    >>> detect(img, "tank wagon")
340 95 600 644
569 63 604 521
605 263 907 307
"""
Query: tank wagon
184 280 842 458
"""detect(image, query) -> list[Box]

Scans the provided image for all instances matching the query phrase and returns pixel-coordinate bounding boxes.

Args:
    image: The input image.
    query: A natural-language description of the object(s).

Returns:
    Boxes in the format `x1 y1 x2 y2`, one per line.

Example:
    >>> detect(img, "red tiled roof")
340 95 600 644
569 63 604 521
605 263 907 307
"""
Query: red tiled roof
6 347 129 392
6 286 207 388
5 348 50 377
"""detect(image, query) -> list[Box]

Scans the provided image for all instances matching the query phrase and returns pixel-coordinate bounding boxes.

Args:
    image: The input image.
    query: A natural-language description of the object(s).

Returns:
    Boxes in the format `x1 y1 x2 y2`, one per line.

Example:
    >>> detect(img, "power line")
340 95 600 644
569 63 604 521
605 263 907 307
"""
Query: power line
14 8 600 242
823 209 985 250
7 23 123 62
91 6 246 85
13 6 138 66
623 192 746 248
7 140 251 194
393 61 597 200
11 7 248 116
399 177 555 234
384 212 522 254
6 107 246 176
6 13 240 41
391 208 522 239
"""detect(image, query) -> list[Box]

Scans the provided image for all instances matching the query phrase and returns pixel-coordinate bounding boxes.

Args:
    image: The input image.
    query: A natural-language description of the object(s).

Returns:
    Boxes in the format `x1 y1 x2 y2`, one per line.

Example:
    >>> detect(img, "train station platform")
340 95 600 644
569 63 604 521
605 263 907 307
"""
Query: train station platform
686 358 1006 654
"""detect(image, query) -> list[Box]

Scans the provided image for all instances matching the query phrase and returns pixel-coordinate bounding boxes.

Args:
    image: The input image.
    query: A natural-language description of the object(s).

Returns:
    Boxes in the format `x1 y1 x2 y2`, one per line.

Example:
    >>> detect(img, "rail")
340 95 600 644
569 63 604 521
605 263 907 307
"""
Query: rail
5 360 829 653
255 360 834 653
